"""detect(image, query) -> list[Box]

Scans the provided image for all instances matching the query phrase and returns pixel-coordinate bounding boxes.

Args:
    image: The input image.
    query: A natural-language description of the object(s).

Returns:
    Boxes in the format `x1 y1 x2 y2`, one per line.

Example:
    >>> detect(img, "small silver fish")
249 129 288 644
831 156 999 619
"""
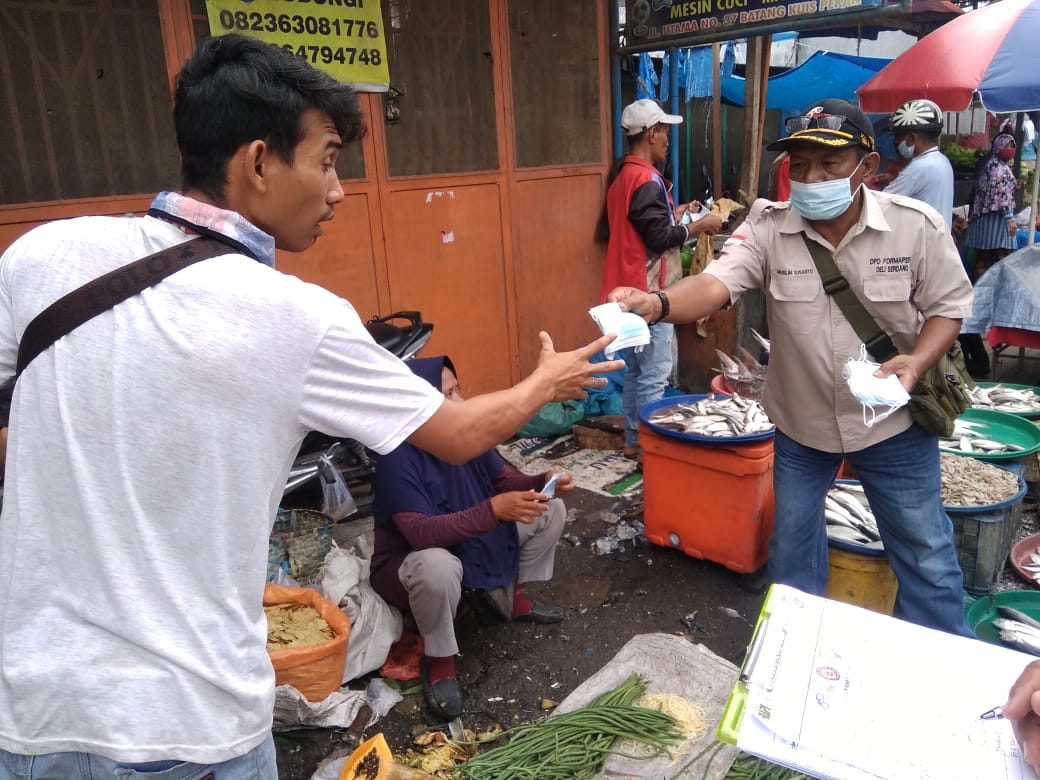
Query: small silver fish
1000 628 1040 656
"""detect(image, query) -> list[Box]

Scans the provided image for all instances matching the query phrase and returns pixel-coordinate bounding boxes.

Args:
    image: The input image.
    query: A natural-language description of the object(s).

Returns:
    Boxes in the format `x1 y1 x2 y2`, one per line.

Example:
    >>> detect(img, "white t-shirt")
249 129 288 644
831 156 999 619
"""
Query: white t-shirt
1023 116 1037 161
0 211 442 762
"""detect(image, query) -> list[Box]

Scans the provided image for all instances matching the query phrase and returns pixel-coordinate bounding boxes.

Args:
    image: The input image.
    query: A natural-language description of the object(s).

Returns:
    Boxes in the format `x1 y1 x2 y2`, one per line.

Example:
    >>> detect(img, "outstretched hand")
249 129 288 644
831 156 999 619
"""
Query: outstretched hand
535 332 623 402
607 287 656 322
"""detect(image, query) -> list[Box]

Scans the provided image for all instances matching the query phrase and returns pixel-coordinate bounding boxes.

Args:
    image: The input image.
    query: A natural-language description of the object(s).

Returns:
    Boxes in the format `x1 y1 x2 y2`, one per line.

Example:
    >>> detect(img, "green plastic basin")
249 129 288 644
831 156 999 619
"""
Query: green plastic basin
940 408 1040 461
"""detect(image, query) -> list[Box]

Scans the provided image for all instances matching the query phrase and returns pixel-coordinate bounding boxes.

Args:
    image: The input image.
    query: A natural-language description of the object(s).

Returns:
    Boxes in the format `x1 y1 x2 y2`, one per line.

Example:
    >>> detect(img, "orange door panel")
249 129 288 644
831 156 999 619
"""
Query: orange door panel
511 174 606 376
384 184 510 396
275 192 381 323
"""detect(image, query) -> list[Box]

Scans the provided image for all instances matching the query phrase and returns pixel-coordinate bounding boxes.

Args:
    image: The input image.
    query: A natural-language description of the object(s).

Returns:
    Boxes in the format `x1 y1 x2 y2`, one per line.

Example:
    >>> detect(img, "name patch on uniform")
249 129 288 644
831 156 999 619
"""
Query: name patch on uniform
868 256 911 273
774 268 815 276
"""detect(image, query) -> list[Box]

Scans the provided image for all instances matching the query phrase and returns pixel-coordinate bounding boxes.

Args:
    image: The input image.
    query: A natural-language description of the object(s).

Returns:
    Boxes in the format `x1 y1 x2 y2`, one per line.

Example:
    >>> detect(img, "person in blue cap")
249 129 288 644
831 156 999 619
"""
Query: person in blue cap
370 355 569 722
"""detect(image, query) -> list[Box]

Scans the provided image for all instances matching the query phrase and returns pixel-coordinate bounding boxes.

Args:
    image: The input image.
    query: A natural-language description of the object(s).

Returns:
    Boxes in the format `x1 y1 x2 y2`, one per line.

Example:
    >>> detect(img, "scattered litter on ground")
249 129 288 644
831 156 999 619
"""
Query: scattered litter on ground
718 607 749 624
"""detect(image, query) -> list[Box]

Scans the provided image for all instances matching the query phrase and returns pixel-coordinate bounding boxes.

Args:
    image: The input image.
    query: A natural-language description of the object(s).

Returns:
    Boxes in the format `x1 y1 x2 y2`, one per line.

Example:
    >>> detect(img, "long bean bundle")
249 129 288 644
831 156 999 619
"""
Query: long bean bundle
723 752 813 780
455 674 685 780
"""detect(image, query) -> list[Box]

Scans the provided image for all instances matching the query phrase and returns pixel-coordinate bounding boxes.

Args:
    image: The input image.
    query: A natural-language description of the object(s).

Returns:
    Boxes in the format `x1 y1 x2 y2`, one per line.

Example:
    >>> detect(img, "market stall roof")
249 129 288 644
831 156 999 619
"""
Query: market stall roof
721 50 890 111
620 0 963 51
796 0 963 39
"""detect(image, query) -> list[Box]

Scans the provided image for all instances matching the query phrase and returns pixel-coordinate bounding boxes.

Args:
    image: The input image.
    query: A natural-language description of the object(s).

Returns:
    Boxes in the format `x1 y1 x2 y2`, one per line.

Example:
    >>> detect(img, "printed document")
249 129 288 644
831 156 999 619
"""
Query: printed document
725 585 1037 780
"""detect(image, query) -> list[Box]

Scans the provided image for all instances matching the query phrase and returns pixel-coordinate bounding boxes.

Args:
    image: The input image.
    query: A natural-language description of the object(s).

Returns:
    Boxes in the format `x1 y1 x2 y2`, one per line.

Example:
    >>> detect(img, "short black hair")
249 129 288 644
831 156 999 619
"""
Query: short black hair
626 128 651 150
174 34 367 201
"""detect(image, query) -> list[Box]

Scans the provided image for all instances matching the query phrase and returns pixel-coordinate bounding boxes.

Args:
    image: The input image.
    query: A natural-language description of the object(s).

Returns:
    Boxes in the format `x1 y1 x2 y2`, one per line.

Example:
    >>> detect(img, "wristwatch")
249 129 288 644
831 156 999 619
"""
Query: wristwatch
650 290 670 324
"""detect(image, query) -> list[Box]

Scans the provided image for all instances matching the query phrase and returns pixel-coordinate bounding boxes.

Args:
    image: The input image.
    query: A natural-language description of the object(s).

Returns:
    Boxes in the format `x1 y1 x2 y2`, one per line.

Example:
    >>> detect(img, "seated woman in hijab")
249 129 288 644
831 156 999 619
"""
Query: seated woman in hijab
370 355 569 721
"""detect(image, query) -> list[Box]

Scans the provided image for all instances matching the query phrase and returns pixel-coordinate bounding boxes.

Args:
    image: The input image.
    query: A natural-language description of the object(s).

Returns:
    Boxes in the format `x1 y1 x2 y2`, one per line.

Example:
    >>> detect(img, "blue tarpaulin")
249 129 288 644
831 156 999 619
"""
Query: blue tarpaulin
720 51 891 112
637 52 659 100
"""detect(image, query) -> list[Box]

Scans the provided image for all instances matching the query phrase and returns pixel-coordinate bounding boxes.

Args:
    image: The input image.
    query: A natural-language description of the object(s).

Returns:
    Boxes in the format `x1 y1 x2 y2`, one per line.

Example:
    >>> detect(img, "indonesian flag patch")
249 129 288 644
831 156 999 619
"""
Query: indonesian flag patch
723 233 747 247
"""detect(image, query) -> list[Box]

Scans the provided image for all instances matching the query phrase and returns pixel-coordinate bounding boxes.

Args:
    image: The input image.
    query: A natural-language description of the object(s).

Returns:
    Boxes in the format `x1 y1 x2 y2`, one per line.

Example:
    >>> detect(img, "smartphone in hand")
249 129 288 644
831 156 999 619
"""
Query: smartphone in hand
541 473 561 500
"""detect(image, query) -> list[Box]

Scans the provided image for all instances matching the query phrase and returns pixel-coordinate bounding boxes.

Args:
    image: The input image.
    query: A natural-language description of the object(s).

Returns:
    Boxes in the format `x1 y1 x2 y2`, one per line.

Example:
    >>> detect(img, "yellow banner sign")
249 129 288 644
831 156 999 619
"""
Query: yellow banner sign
205 0 389 92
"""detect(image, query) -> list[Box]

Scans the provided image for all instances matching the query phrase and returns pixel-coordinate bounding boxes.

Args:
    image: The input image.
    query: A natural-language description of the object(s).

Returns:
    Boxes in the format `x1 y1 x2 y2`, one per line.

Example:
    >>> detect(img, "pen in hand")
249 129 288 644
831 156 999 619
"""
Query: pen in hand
979 706 1005 720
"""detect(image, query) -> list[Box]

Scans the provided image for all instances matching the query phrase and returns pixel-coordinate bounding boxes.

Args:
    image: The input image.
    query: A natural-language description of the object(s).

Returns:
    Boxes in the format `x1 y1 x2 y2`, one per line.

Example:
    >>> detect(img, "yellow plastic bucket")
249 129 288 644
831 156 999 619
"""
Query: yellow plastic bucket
825 538 898 615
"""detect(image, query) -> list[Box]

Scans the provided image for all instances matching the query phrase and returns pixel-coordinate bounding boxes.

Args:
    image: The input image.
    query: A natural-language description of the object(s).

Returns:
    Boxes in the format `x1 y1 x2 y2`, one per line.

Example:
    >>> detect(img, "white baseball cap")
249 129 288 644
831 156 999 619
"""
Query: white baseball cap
621 99 683 137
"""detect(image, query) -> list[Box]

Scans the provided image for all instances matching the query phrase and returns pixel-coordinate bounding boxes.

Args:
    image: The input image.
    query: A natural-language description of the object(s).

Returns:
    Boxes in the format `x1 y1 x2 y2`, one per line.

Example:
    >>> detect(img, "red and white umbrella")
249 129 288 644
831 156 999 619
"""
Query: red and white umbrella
857 0 1040 113
859 0 1040 246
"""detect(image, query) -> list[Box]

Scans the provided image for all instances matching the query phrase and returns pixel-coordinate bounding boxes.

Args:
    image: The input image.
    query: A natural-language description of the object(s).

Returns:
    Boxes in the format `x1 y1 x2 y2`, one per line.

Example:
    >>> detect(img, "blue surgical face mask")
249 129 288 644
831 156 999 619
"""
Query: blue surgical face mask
789 157 865 221
897 140 915 159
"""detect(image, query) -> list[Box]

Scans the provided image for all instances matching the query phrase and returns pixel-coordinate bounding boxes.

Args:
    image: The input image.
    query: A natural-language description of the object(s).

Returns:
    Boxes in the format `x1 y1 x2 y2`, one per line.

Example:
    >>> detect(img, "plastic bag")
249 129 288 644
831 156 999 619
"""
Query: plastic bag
319 543 403 683
319 452 356 521
518 400 586 438
378 632 424 681
271 567 300 589
267 535 289 583
365 677 404 719
264 584 351 701
272 509 333 586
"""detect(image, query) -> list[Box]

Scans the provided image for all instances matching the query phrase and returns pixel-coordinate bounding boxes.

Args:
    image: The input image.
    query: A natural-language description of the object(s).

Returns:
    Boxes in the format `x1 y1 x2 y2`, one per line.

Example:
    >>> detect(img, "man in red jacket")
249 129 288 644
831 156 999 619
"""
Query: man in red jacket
600 99 723 459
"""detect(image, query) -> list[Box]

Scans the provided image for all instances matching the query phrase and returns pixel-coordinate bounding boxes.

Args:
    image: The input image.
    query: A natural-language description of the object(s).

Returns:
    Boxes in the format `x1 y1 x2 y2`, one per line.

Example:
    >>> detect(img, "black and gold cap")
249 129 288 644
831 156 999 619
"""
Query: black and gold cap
767 98 876 153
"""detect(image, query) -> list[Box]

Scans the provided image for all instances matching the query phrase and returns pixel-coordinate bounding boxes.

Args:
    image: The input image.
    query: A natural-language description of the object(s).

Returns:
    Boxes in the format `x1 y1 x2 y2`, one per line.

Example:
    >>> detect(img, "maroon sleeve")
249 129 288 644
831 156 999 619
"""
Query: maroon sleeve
392 502 501 551
493 464 547 493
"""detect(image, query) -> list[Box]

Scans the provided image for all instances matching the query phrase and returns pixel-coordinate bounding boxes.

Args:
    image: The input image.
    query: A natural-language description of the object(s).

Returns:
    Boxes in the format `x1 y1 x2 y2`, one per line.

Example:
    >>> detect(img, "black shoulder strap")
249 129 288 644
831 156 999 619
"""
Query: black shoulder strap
801 234 898 363
16 236 236 378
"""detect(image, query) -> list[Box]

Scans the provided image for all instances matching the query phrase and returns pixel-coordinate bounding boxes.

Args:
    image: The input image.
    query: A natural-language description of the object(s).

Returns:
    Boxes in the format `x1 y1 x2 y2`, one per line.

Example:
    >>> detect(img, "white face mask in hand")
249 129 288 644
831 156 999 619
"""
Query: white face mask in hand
843 344 910 427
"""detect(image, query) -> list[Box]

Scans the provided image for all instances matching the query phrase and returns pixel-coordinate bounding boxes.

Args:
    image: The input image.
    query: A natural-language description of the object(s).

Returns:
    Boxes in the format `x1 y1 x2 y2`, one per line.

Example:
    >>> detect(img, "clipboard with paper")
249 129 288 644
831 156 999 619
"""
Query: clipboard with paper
718 584 1039 780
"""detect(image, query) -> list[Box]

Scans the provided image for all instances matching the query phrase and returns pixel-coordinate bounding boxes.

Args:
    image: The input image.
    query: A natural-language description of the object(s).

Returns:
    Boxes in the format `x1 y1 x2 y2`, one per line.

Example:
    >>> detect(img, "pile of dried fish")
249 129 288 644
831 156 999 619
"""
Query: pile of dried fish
825 483 881 547
939 452 1020 506
970 384 1040 415
993 606 1040 656
938 419 1025 456
646 394 773 437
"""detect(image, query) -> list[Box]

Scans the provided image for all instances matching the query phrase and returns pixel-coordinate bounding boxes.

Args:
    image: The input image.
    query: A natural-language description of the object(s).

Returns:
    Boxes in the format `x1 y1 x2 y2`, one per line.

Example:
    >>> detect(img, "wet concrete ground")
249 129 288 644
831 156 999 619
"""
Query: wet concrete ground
274 487 768 779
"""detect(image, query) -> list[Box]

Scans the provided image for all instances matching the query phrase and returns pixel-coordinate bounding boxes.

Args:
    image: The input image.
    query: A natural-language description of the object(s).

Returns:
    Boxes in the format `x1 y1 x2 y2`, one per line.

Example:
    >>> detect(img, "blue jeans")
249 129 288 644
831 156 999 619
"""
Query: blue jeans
621 322 674 447
0 735 276 780
770 425 973 637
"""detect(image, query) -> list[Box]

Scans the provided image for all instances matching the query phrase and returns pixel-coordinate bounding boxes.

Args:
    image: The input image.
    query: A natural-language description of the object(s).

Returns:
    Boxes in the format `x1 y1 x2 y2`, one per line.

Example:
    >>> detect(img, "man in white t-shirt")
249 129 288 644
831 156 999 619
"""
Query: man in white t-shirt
880 98 989 377
881 99 954 231
1022 113 1037 168
0 35 620 780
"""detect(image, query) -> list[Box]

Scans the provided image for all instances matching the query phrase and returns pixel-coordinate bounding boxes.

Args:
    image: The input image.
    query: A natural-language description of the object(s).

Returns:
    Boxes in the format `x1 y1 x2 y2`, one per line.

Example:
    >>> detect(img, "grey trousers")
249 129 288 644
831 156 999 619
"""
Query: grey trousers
397 498 566 657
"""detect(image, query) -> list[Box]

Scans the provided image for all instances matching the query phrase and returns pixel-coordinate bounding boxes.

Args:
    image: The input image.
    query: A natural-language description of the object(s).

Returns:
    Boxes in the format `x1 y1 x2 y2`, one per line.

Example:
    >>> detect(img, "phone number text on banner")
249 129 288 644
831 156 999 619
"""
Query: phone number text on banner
205 0 389 92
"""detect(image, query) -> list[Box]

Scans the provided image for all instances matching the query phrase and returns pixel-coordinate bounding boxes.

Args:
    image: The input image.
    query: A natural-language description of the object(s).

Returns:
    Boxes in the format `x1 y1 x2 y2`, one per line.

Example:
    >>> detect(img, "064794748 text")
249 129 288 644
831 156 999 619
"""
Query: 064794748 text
280 43 381 66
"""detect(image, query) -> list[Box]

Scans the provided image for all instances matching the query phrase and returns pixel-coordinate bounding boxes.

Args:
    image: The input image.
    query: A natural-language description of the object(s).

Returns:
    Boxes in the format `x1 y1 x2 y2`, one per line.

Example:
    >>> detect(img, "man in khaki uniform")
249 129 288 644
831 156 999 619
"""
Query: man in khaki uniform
608 98 974 636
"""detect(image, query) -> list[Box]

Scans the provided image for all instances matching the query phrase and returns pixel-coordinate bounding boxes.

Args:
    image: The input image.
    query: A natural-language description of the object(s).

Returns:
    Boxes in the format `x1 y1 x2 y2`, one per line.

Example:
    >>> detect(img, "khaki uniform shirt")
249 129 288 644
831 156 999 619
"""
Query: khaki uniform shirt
706 187 973 453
